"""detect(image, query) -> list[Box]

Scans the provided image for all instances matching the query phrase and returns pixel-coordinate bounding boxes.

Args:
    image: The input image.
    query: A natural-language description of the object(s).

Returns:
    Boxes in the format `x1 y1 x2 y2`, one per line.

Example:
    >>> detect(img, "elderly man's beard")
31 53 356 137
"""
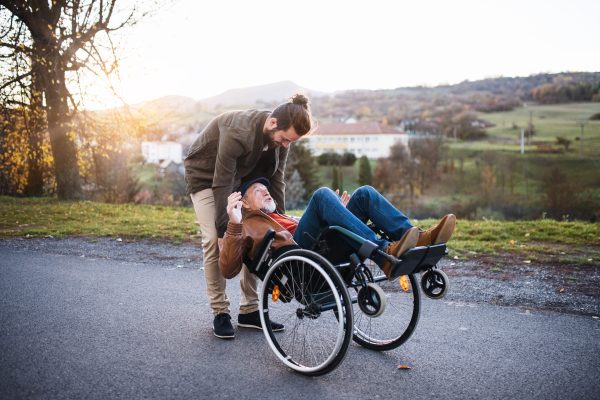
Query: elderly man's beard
260 199 276 214
264 128 280 149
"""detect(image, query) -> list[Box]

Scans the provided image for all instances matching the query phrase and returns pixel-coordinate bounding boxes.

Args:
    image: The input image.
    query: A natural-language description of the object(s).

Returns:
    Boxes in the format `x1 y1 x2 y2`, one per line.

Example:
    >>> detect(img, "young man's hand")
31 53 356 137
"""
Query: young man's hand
227 191 243 224
335 189 351 207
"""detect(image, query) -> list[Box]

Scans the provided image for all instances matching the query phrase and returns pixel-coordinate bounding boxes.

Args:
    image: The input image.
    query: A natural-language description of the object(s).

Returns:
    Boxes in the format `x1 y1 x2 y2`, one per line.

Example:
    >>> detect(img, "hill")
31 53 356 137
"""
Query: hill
119 81 327 123
200 80 328 108
310 72 600 122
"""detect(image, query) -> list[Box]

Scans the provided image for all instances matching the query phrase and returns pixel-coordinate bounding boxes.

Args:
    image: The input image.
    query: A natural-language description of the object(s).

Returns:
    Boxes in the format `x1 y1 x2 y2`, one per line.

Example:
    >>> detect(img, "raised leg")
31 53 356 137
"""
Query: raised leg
293 187 389 257
346 186 415 241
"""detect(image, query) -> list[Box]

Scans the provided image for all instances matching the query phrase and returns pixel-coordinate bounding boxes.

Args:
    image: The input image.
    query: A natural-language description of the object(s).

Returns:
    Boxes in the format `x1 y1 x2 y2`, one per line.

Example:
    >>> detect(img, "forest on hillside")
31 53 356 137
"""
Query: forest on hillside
309 72 600 125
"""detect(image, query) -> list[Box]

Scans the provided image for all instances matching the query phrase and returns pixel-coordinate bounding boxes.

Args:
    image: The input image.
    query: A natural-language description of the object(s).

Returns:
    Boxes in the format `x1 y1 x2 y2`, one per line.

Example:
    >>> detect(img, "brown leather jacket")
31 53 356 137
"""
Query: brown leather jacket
218 210 298 279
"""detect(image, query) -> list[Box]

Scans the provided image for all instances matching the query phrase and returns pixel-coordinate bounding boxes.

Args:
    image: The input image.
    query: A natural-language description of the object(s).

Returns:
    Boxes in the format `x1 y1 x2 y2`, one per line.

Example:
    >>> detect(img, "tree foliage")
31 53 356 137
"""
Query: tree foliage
284 139 321 201
373 140 443 202
331 165 339 191
555 136 571 151
0 0 162 199
480 165 497 205
284 170 306 209
357 155 372 187
532 81 600 104
317 152 356 166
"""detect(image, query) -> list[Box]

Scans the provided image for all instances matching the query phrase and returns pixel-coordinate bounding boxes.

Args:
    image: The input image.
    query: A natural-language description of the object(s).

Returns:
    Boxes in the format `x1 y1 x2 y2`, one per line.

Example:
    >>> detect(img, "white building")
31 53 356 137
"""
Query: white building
141 141 183 165
306 122 408 160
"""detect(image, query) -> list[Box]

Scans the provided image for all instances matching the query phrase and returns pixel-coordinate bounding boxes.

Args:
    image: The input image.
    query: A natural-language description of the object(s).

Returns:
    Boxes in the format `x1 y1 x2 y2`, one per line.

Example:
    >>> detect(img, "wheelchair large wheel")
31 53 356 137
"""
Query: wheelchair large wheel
259 249 354 376
351 261 421 351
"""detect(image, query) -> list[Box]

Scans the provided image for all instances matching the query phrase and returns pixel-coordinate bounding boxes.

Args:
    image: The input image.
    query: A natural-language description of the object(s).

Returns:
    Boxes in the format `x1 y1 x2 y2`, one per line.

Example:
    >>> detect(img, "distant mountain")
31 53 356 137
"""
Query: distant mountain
199 80 328 107
124 81 328 116
130 95 200 114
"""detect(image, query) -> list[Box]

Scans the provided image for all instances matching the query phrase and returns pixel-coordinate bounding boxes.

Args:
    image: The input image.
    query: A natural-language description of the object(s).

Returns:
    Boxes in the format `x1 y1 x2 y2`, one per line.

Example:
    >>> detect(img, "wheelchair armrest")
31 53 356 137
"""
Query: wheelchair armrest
247 229 276 274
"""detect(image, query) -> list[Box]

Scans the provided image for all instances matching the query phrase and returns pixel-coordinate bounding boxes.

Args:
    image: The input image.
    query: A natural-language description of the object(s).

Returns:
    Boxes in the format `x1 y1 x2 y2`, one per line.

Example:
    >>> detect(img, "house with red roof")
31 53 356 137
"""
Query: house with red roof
306 121 408 159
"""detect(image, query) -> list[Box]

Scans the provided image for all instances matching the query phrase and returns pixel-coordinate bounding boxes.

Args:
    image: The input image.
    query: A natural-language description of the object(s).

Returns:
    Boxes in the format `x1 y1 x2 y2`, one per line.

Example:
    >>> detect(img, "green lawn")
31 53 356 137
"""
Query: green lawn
0 196 199 241
479 103 600 155
444 104 600 212
1 197 598 266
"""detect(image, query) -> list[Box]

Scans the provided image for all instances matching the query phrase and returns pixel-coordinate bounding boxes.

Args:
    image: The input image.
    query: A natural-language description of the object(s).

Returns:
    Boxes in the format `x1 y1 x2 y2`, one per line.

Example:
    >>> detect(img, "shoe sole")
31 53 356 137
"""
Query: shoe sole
238 323 284 332
394 227 419 257
213 327 235 339
387 227 419 280
434 214 456 245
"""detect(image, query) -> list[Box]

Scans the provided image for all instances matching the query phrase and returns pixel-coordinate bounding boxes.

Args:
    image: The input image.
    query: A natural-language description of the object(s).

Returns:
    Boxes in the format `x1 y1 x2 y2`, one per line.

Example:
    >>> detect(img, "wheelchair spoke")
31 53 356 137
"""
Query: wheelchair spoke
260 251 353 375
351 261 420 350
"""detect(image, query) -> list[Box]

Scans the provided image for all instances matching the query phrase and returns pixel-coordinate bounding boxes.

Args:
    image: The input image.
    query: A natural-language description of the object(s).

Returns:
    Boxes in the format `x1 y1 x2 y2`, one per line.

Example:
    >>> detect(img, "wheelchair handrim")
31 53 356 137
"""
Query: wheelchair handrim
259 255 346 374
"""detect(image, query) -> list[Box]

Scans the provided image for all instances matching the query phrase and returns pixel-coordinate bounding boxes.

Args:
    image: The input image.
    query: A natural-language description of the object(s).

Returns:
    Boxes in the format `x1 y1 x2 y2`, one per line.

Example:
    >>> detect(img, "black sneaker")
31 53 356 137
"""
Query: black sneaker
213 313 235 339
238 310 284 332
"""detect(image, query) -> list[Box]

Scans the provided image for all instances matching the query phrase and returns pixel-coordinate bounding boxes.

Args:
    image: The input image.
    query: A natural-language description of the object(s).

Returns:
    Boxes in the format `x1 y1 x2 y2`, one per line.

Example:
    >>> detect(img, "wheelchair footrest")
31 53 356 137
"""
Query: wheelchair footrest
391 244 449 279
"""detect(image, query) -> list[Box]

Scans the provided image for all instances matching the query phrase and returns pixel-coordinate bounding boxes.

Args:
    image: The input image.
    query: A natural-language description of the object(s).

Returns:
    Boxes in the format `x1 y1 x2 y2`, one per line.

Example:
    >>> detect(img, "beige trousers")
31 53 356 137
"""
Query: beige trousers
191 188 260 316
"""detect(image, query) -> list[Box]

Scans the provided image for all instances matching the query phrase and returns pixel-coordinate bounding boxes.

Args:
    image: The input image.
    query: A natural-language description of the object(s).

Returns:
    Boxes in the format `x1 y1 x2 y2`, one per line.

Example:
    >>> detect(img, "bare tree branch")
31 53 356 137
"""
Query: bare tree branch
0 70 32 91
0 42 34 53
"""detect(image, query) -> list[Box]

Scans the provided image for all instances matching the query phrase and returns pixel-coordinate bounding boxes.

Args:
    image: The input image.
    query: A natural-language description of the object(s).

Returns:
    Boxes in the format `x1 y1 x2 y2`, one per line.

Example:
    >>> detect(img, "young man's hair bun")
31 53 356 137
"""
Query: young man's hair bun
270 93 313 136
290 93 309 109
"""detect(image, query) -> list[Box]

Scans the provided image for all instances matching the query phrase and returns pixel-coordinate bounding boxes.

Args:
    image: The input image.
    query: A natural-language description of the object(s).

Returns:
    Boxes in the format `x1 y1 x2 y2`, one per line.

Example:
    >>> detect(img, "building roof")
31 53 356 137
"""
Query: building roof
313 121 404 136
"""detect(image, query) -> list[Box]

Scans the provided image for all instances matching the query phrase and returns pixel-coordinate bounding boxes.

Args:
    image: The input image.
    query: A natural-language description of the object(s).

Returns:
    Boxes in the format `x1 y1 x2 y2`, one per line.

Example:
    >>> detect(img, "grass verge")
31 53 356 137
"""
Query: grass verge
1 196 599 266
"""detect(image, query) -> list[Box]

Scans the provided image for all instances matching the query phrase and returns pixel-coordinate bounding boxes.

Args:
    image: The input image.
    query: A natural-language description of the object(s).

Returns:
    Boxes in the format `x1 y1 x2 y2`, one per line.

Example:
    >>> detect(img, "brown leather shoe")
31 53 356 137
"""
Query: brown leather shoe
381 227 419 280
417 214 456 247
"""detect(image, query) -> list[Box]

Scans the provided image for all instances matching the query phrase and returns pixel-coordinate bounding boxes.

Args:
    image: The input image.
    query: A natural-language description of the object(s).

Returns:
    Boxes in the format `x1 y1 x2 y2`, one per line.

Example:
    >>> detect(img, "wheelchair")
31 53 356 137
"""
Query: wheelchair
245 224 450 376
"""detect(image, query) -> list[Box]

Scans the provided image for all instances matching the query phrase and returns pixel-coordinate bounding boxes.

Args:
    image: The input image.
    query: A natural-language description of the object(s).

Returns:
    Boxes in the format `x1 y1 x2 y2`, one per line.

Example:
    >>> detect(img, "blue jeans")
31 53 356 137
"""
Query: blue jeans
292 186 414 265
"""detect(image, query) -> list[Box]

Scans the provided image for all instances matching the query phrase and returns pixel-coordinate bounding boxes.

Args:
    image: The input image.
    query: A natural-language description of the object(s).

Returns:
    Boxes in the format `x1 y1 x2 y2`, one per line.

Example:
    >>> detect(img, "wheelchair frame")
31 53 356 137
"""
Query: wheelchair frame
246 225 449 376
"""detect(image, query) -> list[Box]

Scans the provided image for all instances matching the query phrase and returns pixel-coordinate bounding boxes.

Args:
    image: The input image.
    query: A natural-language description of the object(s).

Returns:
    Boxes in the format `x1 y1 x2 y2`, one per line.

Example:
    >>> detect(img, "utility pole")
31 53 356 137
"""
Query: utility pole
577 121 588 155
528 110 533 146
521 129 524 154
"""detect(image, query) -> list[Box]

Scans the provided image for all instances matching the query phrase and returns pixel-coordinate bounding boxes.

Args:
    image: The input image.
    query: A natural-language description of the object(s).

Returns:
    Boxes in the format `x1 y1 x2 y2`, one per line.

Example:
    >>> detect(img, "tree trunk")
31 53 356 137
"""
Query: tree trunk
41 46 83 200
24 54 45 197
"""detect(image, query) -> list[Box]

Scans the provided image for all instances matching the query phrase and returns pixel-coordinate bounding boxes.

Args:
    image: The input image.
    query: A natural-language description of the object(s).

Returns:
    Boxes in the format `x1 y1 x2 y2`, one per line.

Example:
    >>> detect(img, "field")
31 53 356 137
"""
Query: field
403 103 600 220
479 103 600 155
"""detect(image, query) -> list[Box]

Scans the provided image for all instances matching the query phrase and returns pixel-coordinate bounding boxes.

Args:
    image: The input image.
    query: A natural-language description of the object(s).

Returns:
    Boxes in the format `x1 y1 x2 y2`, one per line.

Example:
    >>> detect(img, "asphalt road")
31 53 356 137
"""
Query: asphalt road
1 247 599 400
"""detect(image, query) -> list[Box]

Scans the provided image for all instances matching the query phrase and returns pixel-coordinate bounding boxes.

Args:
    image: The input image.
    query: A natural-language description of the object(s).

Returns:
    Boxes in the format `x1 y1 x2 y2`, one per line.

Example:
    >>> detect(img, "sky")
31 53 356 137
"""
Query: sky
107 0 600 104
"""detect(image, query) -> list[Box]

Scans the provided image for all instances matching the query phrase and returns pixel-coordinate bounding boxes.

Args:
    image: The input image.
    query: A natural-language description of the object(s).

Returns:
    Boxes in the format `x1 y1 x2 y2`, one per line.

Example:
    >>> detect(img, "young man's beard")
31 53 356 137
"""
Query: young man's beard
260 200 276 214
264 128 279 149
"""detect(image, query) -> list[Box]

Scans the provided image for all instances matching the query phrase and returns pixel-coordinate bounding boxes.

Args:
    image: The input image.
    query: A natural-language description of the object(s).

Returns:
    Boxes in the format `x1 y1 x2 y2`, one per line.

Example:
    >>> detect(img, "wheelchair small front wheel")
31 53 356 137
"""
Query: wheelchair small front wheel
259 249 353 376
352 262 421 351
357 283 386 318
421 269 449 299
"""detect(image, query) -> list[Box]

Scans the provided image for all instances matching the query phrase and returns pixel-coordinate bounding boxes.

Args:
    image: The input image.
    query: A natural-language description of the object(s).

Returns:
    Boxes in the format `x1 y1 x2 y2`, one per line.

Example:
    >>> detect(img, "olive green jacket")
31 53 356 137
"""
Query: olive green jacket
184 109 288 238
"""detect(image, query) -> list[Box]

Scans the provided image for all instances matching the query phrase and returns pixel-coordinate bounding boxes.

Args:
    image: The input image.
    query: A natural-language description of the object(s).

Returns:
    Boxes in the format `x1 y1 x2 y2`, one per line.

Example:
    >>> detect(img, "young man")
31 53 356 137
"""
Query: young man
219 178 456 287
184 94 312 339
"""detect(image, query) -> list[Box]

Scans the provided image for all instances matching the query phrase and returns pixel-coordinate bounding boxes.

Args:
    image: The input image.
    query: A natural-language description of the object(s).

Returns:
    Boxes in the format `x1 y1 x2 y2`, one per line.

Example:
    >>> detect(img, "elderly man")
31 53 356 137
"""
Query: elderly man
185 94 313 339
219 178 456 330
